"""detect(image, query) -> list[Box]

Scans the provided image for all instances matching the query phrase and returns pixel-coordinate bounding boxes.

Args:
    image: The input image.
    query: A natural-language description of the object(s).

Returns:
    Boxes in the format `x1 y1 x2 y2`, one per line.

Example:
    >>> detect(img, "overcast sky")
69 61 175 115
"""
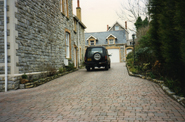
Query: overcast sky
73 0 134 39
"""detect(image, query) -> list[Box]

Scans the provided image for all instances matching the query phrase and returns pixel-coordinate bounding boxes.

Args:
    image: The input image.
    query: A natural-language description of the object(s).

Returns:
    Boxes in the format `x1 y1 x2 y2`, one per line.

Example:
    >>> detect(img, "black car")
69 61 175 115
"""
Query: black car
84 46 111 71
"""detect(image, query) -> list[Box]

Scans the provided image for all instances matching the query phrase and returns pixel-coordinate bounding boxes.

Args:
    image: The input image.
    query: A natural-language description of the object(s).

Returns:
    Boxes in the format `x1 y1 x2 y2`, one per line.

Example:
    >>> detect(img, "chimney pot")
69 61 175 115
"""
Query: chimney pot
107 25 109 31
125 21 127 29
77 0 80 7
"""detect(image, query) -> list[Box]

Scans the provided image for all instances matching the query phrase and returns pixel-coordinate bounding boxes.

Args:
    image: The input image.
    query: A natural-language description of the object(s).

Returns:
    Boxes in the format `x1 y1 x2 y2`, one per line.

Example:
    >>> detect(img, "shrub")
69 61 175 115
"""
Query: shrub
127 58 134 66
22 73 27 79
59 67 66 73
147 71 156 79
126 52 133 60
165 78 182 96
66 62 75 71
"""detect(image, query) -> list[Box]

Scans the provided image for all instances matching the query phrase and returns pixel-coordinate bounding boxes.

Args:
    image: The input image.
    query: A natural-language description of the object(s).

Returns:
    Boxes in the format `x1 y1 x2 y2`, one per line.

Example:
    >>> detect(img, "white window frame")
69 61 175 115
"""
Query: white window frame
60 0 63 12
66 32 70 58
90 40 95 45
109 39 114 44
64 0 67 16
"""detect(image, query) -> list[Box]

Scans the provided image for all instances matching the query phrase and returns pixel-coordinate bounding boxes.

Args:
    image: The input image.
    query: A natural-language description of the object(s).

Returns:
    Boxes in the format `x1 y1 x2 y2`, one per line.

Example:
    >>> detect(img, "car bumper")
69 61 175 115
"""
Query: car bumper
85 61 107 67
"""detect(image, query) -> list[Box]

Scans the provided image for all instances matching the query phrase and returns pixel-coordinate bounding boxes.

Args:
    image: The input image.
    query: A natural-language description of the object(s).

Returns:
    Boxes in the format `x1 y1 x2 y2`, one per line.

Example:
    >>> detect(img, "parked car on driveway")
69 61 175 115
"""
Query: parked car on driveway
84 46 111 71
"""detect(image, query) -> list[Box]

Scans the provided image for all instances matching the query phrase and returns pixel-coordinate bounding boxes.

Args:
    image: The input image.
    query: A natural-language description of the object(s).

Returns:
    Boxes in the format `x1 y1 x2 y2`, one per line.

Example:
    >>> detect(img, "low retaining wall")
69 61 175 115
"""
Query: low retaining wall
0 69 78 92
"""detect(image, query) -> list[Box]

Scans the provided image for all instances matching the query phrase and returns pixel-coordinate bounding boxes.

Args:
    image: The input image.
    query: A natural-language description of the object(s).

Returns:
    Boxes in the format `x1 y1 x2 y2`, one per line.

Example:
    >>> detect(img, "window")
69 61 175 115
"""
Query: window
115 26 119 30
87 48 103 57
60 0 68 17
64 0 67 15
90 40 94 45
109 39 114 44
60 0 63 12
66 32 70 58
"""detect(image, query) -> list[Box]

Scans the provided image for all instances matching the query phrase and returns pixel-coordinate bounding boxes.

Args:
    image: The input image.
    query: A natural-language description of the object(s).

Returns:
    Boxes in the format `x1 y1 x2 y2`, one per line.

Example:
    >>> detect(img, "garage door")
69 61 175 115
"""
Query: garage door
108 49 120 63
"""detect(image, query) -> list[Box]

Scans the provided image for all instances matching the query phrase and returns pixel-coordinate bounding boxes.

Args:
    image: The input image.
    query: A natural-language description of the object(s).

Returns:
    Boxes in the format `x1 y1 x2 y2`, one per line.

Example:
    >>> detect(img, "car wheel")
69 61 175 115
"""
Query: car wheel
109 64 111 69
92 67 95 70
105 65 109 70
86 66 90 71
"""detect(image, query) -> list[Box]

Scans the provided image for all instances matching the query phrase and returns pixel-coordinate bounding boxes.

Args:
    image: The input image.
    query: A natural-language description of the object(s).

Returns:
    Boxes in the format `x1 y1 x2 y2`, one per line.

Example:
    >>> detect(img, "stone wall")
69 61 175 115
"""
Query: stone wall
15 0 74 73
73 17 86 66
0 1 4 74
0 0 78 91
0 1 11 74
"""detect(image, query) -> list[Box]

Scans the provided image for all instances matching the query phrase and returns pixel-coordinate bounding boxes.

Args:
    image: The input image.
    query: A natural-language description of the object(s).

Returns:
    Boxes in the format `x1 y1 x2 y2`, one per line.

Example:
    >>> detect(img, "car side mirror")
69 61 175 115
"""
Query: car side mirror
108 54 112 56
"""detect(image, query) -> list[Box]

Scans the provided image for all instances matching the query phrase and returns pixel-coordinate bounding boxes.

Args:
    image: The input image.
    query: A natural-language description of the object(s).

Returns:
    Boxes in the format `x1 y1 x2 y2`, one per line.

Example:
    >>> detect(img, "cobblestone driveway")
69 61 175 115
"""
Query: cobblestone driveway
0 63 185 122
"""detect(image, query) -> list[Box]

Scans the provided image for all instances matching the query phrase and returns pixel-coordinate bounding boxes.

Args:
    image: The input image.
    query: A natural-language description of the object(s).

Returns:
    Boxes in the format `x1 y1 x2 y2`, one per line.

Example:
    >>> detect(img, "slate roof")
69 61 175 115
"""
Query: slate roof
85 30 127 45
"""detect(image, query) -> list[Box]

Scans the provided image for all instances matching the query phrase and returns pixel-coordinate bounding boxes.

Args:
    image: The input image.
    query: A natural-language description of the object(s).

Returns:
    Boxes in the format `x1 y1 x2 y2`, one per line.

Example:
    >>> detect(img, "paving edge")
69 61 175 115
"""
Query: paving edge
1 69 79 92
126 63 185 108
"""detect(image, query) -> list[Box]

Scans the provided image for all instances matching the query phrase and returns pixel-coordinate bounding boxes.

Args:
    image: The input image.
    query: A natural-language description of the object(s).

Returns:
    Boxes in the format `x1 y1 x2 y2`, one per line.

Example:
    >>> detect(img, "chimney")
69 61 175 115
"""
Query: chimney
77 0 80 7
107 25 109 31
125 21 127 29
76 0 81 21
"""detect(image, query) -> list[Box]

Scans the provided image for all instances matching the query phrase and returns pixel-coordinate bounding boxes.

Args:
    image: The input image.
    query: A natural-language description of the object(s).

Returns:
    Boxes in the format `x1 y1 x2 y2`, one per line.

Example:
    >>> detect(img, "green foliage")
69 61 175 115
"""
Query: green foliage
127 58 139 74
147 0 185 96
22 73 27 79
59 67 66 73
147 71 156 79
134 16 143 31
134 17 149 31
137 34 151 48
127 58 134 66
164 78 183 96
126 52 133 60
143 17 149 27
65 62 75 71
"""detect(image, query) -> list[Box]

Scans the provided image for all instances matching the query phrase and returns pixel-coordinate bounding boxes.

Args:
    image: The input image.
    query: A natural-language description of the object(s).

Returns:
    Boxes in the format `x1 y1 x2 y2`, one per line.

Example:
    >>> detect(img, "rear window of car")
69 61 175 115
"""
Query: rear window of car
87 48 103 57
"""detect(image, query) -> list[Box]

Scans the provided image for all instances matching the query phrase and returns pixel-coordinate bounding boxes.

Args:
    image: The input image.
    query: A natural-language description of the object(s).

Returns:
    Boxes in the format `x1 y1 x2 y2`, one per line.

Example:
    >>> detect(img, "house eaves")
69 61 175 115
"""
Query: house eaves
106 34 117 39
108 21 129 33
86 35 98 41
73 15 86 29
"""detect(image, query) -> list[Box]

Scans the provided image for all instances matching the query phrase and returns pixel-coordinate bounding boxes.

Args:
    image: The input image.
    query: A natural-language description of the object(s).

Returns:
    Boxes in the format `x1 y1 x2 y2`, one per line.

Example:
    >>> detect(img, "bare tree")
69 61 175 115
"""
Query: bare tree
117 0 150 32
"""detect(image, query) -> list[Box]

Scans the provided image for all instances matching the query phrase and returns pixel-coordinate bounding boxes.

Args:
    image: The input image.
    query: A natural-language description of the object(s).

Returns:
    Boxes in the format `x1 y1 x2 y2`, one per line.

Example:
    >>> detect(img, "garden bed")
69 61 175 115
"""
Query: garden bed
19 69 78 89
126 63 185 108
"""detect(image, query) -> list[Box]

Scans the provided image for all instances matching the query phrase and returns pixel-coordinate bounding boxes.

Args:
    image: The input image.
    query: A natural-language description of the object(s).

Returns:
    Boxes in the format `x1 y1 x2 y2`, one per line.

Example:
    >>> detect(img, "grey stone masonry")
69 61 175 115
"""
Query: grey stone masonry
0 0 86 91
15 0 74 73
0 1 4 64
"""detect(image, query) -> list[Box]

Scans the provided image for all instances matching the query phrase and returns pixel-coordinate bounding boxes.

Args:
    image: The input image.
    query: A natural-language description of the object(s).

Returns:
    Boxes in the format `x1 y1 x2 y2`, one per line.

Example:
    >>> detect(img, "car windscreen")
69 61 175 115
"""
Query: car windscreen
87 48 103 57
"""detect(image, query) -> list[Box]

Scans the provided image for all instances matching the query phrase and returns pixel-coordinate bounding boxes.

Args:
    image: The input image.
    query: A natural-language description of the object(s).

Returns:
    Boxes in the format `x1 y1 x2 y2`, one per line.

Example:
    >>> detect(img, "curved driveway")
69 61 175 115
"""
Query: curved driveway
0 63 185 122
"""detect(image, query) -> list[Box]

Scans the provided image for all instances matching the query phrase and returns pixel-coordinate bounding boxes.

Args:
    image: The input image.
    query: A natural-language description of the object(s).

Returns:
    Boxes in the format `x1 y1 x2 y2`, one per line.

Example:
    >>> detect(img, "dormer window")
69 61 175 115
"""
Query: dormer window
109 39 114 44
87 35 97 46
90 40 95 45
106 34 117 45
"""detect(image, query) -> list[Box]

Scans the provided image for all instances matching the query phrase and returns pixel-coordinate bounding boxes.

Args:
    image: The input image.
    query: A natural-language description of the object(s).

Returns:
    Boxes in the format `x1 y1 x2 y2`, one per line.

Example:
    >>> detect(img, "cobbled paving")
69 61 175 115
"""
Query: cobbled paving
0 63 185 122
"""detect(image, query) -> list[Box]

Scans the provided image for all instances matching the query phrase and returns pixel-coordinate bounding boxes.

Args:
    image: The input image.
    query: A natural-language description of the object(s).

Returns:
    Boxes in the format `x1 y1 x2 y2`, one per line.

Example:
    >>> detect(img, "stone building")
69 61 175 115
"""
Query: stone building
85 22 129 63
0 0 86 91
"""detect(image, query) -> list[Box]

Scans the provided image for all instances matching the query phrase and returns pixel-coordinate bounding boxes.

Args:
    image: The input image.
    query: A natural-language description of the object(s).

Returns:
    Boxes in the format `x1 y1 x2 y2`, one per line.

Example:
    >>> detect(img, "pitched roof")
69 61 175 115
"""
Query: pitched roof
106 34 117 39
108 21 129 33
86 35 98 40
85 30 127 45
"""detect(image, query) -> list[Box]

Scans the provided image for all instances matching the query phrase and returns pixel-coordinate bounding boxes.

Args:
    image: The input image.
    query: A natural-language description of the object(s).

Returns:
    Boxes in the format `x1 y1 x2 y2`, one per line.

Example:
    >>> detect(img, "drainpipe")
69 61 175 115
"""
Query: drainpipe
4 0 7 92
77 21 80 68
